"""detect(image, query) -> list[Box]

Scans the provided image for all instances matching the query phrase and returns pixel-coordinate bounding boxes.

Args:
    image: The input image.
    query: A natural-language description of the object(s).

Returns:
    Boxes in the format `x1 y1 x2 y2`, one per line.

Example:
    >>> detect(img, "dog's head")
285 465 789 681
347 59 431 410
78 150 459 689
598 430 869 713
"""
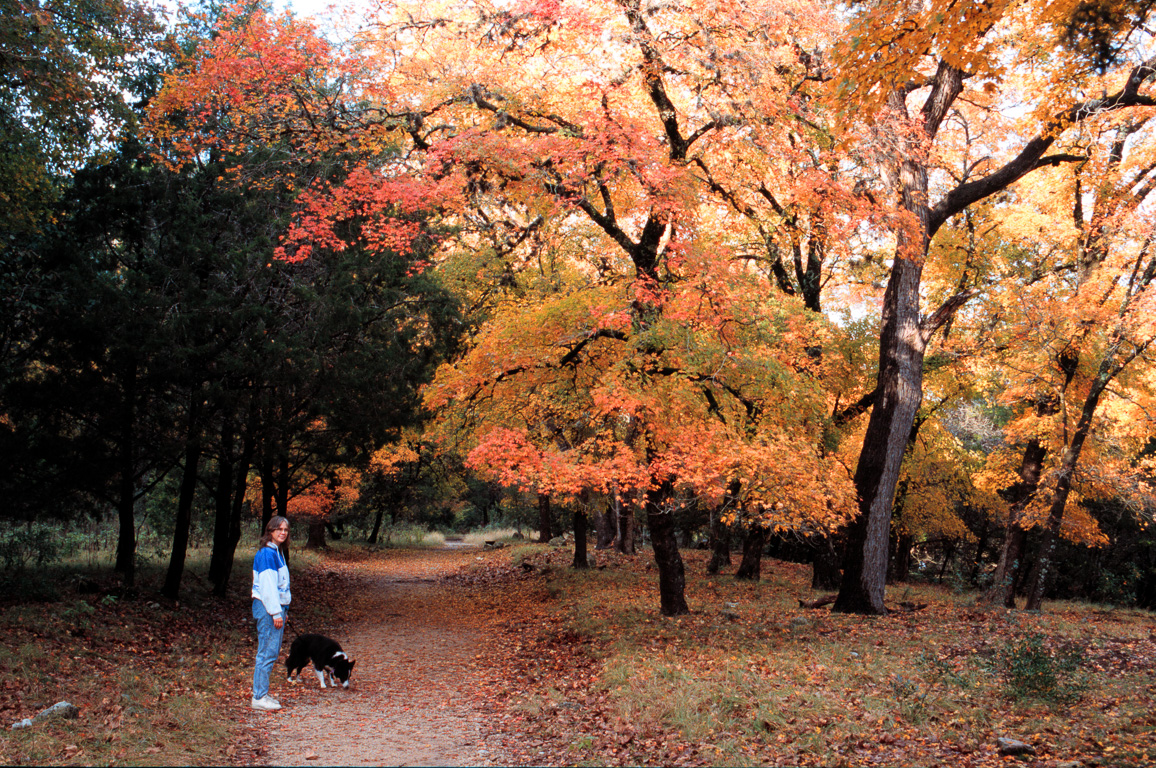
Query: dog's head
327 653 356 688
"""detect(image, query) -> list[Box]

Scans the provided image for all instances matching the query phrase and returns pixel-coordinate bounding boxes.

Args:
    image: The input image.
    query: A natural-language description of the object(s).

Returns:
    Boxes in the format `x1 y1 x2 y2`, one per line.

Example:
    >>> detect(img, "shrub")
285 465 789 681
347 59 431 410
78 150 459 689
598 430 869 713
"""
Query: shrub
995 631 1087 703
0 522 81 574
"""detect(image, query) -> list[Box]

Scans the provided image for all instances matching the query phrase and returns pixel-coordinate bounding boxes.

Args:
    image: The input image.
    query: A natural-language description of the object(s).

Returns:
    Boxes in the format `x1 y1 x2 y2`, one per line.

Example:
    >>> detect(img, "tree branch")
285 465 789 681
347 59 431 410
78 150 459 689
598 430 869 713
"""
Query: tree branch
920 288 980 343
929 55 1156 236
558 329 629 367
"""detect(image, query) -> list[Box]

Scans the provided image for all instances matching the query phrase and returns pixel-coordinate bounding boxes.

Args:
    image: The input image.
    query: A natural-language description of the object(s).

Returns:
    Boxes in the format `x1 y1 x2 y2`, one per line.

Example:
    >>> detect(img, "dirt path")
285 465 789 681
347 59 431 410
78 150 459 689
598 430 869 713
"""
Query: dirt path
257 547 531 767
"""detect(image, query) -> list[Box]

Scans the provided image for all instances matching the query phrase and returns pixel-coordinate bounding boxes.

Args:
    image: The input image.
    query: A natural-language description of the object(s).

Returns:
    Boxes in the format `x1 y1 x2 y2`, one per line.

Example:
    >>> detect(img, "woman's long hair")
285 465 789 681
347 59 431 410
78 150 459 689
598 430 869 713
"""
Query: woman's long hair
259 516 290 548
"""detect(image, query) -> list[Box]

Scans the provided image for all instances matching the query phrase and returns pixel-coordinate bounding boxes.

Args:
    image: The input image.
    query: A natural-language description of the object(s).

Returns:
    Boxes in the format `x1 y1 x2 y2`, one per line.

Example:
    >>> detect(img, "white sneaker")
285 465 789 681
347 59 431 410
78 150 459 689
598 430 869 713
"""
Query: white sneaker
250 696 282 711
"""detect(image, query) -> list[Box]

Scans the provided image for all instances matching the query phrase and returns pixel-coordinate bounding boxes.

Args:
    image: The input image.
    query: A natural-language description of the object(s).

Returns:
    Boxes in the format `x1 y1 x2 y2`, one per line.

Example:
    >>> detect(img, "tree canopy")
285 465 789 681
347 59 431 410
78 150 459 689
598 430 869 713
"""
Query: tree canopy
2 0 1154 613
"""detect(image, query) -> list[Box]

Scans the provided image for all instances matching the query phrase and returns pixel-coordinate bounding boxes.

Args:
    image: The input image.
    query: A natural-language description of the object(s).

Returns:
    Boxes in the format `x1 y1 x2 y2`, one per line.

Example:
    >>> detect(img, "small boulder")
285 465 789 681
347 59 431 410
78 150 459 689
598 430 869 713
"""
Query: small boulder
10 718 32 730
788 616 812 633
34 702 80 722
996 737 1035 756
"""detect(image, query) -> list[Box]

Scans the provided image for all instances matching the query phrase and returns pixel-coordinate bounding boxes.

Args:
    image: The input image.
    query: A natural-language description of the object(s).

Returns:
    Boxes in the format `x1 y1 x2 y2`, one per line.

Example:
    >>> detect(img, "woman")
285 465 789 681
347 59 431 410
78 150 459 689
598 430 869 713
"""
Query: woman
251 516 291 711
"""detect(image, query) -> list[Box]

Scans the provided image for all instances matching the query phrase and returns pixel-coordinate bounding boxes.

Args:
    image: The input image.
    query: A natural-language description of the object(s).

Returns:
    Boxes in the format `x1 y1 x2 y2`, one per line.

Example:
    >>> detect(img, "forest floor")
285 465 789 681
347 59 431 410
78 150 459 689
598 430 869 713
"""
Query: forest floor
249 543 1156 767
251 545 561 766
2 541 1155 766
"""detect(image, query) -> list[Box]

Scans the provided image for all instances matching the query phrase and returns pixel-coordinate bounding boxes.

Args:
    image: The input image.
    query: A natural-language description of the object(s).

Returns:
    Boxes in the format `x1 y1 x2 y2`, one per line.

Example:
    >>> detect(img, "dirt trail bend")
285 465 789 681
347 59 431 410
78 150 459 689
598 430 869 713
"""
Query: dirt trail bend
260 548 531 767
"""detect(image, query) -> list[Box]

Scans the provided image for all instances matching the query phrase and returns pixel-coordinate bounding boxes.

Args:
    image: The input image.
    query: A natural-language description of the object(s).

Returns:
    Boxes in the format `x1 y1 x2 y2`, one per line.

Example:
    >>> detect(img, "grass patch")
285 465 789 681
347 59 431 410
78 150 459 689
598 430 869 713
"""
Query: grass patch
460 527 523 545
371 524 446 548
0 555 258 765
495 546 1156 767
0 524 345 767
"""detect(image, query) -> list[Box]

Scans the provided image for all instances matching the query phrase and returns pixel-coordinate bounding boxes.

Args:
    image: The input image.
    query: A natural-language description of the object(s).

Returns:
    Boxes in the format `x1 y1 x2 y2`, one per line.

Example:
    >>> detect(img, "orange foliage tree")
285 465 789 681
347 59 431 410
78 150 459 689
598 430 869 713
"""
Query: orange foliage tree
287 465 362 549
147 0 1156 616
972 113 1156 609
827 0 1156 613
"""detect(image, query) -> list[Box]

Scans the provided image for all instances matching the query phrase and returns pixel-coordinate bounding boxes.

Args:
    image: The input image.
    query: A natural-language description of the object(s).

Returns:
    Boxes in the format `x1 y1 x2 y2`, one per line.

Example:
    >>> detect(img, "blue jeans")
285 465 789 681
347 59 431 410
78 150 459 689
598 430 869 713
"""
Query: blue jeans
252 600 285 699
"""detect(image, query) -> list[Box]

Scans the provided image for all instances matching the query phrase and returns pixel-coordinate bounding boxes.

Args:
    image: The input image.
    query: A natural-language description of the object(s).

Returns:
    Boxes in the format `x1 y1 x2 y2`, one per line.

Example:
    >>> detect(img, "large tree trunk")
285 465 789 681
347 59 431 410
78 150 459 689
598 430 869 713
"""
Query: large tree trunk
537 492 553 543
735 525 767 581
572 508 589 569
646 480 688 616
162 386 203 601
834 65 966 615
834 245 927 614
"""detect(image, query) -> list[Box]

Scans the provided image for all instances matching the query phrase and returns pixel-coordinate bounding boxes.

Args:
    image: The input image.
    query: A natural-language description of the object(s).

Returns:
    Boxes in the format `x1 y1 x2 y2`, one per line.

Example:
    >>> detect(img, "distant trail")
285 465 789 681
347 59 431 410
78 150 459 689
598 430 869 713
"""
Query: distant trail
260 548 523 767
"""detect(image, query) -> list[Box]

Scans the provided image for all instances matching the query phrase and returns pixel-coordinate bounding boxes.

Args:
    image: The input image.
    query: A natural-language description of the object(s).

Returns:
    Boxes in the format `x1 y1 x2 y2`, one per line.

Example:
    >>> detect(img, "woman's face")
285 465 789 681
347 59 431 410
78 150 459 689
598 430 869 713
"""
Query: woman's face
271 523 289 545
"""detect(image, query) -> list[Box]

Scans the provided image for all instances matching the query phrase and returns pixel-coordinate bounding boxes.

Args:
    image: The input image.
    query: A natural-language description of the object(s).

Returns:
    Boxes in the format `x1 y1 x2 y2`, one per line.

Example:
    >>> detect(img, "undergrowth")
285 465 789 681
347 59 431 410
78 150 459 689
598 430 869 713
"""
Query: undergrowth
508 546 1156 767
0 527 336 767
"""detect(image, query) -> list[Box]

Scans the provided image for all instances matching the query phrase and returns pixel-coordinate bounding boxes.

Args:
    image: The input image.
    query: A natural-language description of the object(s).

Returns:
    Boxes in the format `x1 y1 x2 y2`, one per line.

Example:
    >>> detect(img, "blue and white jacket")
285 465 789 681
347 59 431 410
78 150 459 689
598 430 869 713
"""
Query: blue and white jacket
251 542 291 618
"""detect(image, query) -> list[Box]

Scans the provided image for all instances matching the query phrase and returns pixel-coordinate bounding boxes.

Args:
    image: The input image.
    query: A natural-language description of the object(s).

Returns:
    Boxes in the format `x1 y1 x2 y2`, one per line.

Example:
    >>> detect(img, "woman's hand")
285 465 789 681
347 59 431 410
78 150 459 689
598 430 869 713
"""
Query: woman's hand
273 616 283 629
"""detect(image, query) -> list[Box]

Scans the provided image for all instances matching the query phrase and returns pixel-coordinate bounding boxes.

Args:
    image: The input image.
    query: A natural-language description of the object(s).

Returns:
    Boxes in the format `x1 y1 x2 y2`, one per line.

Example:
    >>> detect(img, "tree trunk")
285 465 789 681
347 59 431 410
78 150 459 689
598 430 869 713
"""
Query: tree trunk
981 393 1056 607
937 540 957 582
260 453 275 529
834 245 927 614
276 450 289 516
162 386 203 601
811 533 843 590
305 517 327 550
890 532 914 583
572 508 589 569
595 500 615 549
969 516 991 585
735 525 767 581
835 63 966 615
114 357 137 588
646 480 688 615
369 506 384 544
832 67 966 619
988 510 1032 608
1024 374 1111 610
706 507 731 575
221 413 256 595
616 496 635 555
537 492 553 543
208 416 236 594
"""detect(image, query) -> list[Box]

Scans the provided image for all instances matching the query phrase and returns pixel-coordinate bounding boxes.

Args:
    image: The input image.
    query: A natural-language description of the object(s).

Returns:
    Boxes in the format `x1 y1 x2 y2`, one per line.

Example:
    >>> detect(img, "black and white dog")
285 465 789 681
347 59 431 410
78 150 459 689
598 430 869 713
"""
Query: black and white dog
285 633 356 689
